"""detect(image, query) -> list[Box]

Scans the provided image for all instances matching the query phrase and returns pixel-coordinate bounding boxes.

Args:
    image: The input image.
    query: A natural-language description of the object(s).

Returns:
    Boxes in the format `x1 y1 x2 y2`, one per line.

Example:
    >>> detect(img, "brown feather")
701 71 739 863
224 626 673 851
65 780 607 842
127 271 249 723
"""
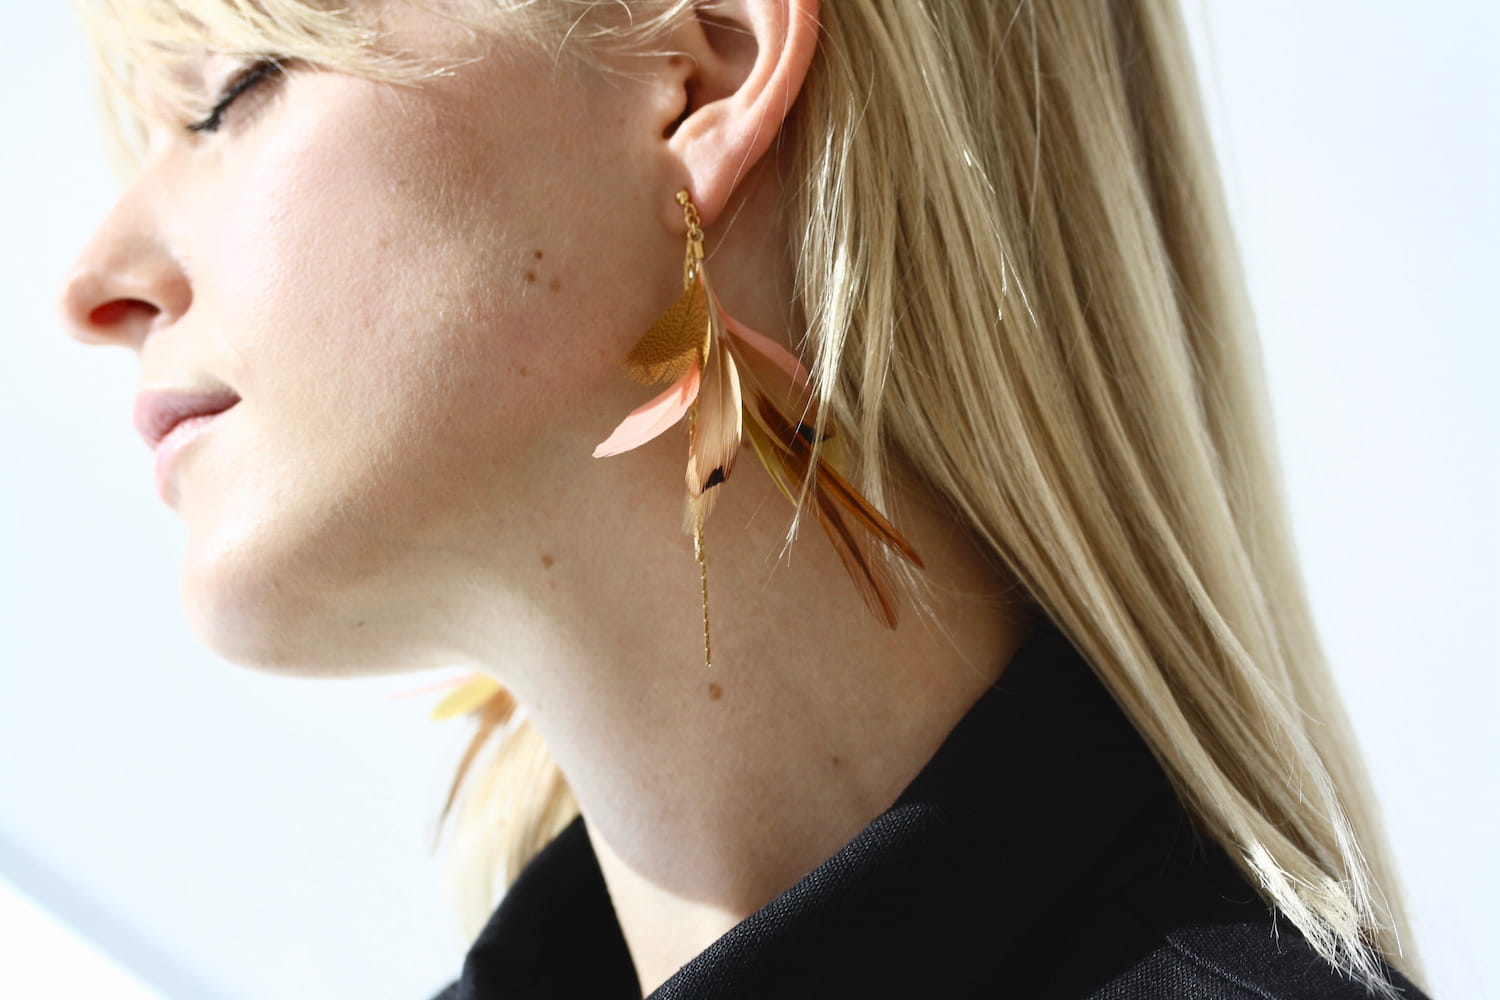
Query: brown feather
800 450 925 568
812 490 900 628
751 394 924 569
747 392 921 627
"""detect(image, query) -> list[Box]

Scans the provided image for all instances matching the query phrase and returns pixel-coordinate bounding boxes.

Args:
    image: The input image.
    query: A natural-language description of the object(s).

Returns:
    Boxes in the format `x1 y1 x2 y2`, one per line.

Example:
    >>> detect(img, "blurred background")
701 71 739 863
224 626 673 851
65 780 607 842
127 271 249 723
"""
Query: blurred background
2 2 1495 998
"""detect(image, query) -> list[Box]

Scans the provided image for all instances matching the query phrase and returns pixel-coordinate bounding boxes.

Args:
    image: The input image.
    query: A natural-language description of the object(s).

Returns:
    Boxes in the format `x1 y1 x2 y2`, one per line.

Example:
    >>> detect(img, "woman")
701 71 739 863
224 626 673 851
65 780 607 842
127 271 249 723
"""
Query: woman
60 0 1432 997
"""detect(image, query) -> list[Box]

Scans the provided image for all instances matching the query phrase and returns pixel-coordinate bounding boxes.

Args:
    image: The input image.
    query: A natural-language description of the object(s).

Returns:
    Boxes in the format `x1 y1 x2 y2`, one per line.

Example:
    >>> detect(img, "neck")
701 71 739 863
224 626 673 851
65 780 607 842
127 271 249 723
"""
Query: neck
507 470 1028 995
413 166 1030 995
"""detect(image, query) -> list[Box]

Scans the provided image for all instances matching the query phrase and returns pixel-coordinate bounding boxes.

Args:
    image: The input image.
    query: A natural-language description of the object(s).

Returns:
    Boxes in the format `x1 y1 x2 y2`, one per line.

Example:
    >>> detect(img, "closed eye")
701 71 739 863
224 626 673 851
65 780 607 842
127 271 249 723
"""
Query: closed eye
187 58 285 134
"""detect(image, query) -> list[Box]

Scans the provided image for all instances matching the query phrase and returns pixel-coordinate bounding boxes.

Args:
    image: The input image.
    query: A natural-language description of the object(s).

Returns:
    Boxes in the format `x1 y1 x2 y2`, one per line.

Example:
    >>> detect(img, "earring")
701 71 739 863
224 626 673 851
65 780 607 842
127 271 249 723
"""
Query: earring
593 189 924 668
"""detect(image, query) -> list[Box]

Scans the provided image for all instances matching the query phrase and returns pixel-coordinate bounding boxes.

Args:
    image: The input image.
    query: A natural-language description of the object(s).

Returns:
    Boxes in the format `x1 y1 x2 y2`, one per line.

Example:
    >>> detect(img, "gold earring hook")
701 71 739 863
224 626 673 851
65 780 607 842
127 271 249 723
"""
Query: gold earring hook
676 189 705 289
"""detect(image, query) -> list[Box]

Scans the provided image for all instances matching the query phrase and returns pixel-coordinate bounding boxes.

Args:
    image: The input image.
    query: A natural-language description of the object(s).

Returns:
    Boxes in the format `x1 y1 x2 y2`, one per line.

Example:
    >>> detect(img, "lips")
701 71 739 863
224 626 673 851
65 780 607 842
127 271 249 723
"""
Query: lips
133 389 241 450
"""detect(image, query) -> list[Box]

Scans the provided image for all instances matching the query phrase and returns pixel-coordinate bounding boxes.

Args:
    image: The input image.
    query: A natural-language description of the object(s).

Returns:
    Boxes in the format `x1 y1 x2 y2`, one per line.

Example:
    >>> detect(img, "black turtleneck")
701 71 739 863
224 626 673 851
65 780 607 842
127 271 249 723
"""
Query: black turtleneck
429 626 1429 1000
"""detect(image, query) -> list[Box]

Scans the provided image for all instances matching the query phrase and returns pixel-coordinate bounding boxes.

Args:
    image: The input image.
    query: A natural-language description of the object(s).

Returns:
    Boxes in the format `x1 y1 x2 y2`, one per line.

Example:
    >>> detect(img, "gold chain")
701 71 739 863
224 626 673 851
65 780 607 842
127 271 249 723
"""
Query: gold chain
677 190 713 669
693 447 712 670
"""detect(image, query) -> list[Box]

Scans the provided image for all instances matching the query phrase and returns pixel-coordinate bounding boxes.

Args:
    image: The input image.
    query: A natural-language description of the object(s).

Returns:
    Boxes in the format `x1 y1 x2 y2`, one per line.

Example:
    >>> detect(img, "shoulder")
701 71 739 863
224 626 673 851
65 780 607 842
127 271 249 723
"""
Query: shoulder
989 793 1433 1000
1032 841 1433 1000
1074 910 1431 1000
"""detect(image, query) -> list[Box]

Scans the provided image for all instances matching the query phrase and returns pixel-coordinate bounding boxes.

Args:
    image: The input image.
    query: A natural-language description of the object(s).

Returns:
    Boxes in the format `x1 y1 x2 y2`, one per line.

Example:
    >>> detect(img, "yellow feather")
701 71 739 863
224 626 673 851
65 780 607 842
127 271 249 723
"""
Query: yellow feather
429 672 504 721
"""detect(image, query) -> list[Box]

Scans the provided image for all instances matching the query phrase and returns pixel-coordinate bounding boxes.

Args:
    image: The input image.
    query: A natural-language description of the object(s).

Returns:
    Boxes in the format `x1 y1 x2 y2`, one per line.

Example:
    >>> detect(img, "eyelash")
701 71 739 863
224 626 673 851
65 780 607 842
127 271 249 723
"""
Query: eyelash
187 58 285 134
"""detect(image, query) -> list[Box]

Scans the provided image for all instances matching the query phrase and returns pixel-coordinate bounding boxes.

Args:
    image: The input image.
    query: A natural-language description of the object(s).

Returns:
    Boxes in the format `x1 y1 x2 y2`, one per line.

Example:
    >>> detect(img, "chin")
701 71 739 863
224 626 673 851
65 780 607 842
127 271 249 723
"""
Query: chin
176 516 406 680
180 547 336 677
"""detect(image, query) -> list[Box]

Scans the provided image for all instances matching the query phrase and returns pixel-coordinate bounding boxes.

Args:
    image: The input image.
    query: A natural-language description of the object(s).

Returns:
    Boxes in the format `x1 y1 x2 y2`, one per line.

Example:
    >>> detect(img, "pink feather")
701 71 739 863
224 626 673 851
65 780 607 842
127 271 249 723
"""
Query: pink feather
592 360 703 458
718 305 813 392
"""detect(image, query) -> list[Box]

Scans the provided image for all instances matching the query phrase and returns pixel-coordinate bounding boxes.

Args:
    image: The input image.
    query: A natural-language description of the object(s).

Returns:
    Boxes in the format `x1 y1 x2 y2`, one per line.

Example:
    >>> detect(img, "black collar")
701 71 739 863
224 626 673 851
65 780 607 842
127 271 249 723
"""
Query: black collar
441 626 1272 999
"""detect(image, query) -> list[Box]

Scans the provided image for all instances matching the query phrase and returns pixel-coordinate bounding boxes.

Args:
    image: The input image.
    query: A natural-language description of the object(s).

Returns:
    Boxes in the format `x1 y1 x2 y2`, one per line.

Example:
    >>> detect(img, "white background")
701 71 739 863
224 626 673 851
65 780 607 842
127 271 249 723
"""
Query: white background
2 3 1495 998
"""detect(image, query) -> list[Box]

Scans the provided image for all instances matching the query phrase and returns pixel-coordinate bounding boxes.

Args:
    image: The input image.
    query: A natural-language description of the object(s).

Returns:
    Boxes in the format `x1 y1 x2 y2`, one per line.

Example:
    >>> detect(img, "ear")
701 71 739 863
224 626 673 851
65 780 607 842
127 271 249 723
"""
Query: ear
659 0 820 228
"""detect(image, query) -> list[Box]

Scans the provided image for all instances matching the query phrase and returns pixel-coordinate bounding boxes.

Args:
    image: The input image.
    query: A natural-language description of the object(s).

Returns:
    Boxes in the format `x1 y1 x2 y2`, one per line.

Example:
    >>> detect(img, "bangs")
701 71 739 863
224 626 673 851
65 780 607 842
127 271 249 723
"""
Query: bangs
74 0 433 171
74 0 700 172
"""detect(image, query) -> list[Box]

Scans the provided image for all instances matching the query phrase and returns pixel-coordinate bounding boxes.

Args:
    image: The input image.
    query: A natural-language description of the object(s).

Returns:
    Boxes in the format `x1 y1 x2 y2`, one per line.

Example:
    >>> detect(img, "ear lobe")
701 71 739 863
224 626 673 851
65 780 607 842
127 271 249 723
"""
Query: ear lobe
665 0 820 226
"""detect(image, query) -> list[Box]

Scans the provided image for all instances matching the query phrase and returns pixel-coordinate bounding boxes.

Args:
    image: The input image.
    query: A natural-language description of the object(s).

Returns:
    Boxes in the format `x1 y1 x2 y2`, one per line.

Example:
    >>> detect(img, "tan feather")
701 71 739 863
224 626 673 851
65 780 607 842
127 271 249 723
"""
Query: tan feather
685 310 743 523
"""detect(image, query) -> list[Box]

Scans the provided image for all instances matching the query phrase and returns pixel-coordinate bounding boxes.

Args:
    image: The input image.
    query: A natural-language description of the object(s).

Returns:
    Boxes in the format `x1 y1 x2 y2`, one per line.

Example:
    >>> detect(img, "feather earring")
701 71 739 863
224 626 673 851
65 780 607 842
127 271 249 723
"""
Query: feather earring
593 190 924 668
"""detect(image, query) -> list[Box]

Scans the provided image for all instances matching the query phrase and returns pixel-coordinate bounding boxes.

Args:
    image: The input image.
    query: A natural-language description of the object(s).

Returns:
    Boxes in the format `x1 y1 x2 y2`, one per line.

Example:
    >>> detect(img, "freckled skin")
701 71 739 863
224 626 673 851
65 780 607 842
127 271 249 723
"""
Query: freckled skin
708 682 723 700
540 554 555 568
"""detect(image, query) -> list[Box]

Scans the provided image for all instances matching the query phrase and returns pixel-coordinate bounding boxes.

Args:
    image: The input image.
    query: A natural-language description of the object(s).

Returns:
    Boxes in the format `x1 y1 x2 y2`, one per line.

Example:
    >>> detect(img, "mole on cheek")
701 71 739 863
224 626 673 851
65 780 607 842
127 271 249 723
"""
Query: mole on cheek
540 554 555 569
525 271 537 284
533 249 544 260
549 276 561 293
707 682 723 701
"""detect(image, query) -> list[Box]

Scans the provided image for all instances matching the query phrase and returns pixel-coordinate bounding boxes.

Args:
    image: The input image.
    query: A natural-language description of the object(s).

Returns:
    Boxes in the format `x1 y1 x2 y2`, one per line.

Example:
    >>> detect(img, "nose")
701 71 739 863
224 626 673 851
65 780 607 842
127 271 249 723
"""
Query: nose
58 179 192 351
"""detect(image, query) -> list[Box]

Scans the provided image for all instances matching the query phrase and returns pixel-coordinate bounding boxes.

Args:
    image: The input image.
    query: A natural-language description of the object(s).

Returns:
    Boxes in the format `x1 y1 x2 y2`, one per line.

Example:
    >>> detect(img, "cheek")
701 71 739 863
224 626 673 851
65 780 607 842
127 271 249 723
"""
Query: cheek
171 66 671 660
179 76 652 592
201 130 571 467
177 68 669 563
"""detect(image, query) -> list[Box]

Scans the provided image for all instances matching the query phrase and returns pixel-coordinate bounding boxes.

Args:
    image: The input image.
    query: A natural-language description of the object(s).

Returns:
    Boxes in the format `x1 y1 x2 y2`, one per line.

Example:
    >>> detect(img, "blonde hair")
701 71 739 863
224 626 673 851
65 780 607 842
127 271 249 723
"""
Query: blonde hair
77 1 1424 995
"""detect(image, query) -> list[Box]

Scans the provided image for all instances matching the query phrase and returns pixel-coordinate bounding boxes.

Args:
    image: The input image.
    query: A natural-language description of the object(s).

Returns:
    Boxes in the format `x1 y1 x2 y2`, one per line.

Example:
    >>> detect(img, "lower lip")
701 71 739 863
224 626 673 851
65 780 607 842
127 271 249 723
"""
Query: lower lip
153 408 233 503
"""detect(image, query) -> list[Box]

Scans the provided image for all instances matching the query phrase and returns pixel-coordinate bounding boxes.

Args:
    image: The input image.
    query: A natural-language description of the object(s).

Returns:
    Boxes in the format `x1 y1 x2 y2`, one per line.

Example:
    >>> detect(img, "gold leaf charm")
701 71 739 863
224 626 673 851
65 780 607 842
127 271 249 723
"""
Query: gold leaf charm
622 273 711 386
